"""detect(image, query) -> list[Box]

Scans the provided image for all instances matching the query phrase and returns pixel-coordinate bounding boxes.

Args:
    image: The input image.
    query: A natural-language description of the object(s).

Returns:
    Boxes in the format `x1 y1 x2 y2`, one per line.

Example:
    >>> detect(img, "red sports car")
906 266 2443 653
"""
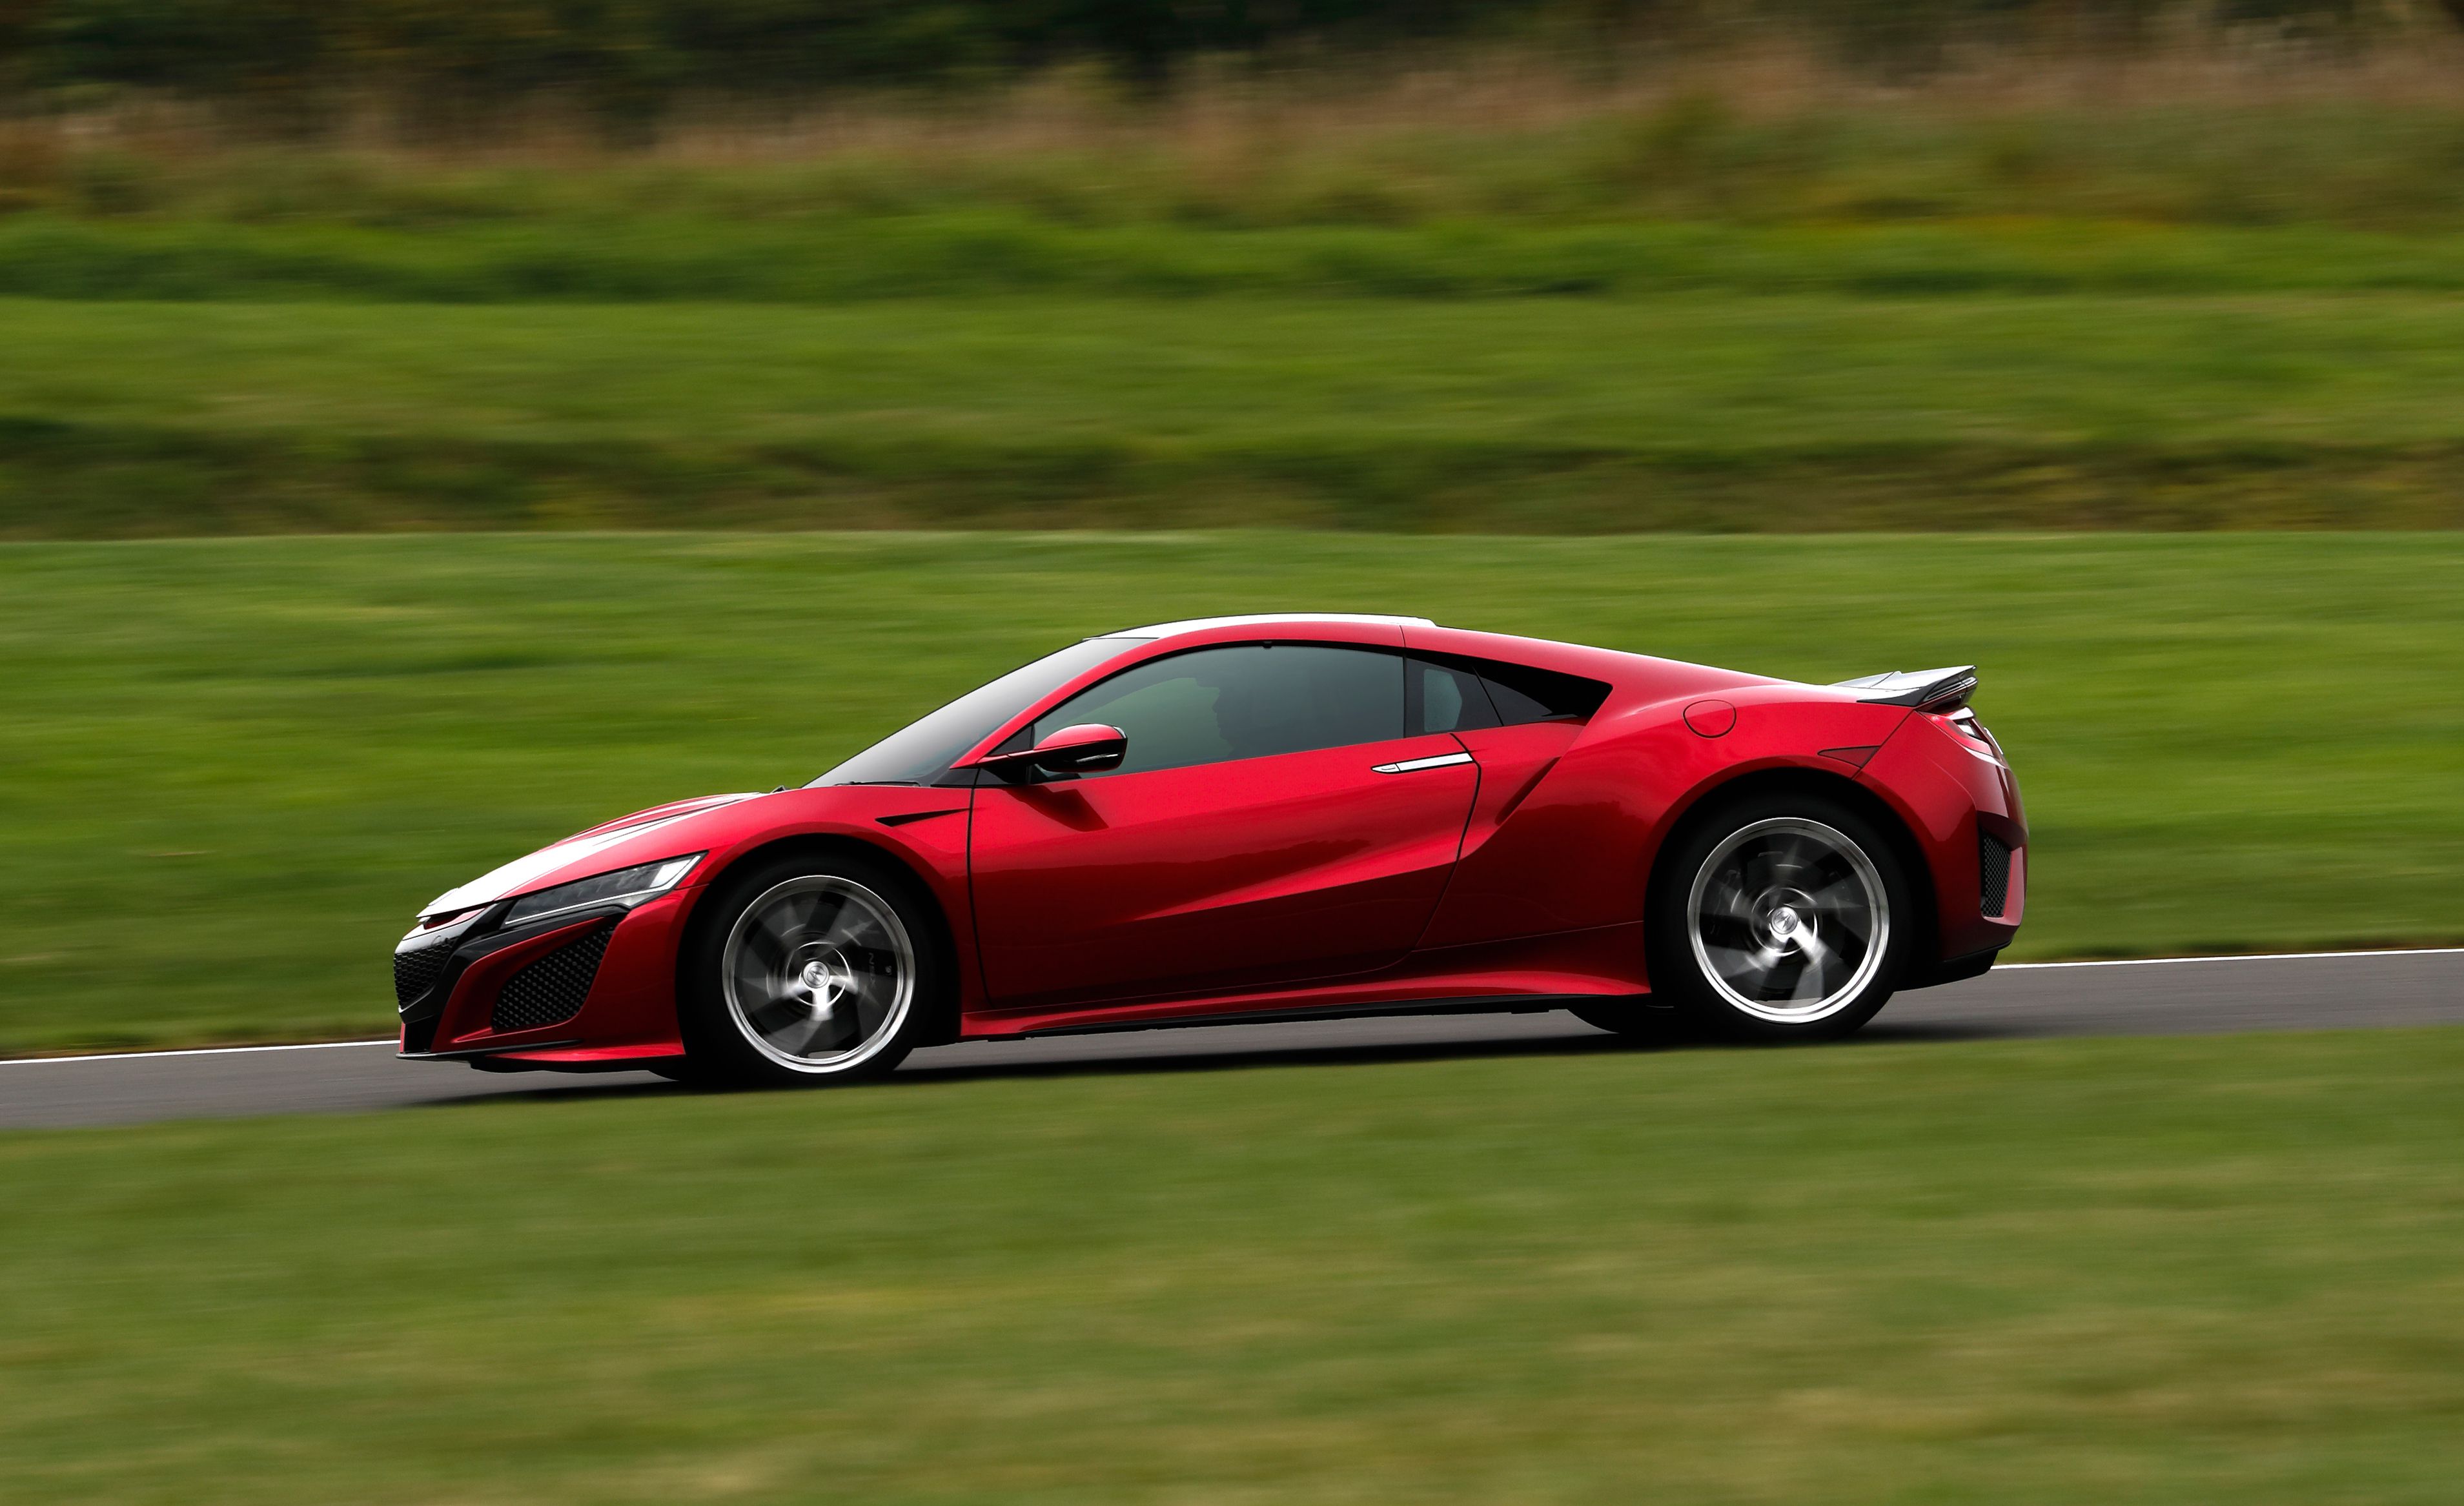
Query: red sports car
394 615 2026 1084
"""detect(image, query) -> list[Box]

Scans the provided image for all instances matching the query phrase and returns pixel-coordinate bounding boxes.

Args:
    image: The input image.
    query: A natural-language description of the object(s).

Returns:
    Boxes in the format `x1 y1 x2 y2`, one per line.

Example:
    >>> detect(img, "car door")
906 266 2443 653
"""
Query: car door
968 643 1480 1013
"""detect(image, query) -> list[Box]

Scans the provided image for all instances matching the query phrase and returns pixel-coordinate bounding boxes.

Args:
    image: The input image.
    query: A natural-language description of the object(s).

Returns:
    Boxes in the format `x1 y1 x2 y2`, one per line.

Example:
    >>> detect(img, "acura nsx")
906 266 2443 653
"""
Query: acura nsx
394 615 2026 1084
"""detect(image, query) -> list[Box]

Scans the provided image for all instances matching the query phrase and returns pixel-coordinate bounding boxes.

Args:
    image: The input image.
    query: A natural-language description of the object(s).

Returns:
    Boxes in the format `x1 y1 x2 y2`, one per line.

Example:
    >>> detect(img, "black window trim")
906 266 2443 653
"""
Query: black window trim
992 638 1411 779
1408 648 1613 727
986 638 1613 782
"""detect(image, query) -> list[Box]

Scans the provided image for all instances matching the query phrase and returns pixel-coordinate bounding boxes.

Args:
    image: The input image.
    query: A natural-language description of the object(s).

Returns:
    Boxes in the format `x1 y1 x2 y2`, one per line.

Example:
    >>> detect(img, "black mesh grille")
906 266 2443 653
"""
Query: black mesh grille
1979 833 2014 917
393 940 453 1011
491 926 613 1033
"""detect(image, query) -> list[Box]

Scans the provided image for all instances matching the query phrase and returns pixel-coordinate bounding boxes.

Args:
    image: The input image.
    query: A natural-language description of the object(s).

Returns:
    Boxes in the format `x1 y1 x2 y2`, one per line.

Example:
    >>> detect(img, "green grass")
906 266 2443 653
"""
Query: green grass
6 1028 2464 1503
19 214 2464 302
3 531 2459 1055
10 295 2464 536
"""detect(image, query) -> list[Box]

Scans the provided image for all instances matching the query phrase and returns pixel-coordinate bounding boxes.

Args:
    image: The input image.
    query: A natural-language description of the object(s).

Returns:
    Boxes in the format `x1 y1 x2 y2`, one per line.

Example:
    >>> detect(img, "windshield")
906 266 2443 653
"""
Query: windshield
811 637 1140 786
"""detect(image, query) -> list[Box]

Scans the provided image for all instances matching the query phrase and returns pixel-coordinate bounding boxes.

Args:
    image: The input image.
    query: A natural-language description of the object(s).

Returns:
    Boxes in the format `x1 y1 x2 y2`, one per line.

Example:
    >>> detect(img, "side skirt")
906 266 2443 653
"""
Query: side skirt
1001 992 1646 1041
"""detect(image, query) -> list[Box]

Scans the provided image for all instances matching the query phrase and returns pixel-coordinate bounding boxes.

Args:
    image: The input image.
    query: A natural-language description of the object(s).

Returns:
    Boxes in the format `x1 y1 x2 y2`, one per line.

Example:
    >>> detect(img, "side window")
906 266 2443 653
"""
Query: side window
1032 644 1404 777
1410 653 1612 728
1480 660 1612 724
1409 659 1500 735
1482 674 1559 725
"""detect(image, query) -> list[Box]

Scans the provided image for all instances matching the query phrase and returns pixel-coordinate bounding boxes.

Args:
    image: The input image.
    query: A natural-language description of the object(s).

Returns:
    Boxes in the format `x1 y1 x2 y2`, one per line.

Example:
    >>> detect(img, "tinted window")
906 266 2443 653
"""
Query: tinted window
1478 660 1613 724
1409 659 1500 735
1405 651 1613 727
813 636 1137 786
1033 644 1404 777
1482 675 1557 725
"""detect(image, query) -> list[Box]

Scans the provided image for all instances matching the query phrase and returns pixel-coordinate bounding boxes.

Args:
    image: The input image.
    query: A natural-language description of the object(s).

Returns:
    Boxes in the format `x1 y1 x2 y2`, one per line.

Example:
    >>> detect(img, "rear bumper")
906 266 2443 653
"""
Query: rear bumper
1860 715 2028 972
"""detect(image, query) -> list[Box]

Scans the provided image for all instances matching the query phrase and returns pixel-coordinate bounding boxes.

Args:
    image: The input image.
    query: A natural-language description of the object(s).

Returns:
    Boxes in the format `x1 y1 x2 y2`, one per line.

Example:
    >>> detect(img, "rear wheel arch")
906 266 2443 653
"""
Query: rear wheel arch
679 833 964 1047
1648 766 1939 986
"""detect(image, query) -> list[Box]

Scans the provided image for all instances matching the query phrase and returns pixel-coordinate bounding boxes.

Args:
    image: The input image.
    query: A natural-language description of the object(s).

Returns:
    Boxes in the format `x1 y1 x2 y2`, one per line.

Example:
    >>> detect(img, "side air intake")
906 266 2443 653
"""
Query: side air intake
491 926 614 1033
393 941 453 1012
1979 832 2014 917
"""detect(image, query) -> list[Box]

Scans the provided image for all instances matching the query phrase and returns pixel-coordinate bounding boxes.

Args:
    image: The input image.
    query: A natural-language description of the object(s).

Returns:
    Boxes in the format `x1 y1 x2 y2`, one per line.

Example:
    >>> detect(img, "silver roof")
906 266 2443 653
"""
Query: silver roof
1112 613 1435 640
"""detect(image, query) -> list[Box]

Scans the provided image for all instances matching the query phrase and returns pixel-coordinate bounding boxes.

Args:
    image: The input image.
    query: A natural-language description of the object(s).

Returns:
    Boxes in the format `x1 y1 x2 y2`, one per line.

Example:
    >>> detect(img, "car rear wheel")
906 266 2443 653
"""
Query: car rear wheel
675 852 945 1087
1647 793 1913 1042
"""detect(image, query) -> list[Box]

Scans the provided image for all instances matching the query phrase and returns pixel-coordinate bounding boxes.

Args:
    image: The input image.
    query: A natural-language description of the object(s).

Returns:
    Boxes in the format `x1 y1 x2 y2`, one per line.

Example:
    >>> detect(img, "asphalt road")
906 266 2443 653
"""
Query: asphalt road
4 949 2459 1130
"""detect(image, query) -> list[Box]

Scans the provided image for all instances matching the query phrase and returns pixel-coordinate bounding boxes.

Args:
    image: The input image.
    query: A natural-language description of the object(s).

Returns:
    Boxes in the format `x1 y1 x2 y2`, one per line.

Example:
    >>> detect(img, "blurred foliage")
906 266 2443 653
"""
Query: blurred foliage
15 94 2464 233
0 1 1562 127
5 34 2463 527
1 2 2452 132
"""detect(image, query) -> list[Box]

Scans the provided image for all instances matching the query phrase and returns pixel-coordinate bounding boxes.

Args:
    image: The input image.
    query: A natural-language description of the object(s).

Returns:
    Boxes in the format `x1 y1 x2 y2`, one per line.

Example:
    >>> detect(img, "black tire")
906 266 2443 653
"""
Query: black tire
1645 791 1915 1043
673 849 949 1088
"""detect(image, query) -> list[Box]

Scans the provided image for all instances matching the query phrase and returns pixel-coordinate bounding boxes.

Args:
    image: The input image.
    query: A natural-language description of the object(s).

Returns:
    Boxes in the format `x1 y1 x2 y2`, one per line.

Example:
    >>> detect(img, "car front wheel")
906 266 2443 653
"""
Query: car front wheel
1647 793 1913 1042
674 852 944 1087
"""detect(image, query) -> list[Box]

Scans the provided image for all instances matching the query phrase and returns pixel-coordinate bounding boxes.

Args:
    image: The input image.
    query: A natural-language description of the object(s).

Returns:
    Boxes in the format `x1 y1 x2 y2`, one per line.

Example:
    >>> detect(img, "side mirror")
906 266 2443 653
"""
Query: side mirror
970 723 1128 779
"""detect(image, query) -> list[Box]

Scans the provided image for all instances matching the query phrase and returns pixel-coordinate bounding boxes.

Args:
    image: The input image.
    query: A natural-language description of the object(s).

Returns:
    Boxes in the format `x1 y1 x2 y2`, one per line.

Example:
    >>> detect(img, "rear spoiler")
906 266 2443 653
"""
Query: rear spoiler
1830 665 1978 713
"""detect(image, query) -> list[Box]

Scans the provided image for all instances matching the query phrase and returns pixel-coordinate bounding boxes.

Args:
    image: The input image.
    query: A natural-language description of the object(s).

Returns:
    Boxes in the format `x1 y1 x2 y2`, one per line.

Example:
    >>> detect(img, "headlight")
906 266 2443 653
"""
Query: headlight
503 853 704 926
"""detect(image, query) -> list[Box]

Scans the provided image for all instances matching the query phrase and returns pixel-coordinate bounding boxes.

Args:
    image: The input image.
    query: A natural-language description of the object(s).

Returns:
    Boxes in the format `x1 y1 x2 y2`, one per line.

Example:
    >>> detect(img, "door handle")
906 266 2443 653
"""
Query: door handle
1371 751 1474 775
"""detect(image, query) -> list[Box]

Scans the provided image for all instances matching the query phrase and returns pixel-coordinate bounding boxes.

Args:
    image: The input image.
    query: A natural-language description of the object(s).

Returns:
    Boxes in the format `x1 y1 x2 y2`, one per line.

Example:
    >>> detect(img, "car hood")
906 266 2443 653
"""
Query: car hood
420 791 766 919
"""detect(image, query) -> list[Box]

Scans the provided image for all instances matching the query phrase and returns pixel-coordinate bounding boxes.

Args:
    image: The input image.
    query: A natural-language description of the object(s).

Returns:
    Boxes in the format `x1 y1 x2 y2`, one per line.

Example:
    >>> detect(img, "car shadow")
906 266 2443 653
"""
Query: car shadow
405 1012 2019 1112
889 1012 2018 1084
1853 1020 2031 1044
892 1028 1655 1085
403 1075 686 1112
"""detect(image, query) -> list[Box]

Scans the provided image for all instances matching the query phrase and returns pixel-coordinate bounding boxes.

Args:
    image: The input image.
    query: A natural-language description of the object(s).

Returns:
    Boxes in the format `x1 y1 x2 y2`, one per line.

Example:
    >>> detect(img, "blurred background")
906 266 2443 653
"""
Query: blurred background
5 6 2464 1504
6 2 2464 533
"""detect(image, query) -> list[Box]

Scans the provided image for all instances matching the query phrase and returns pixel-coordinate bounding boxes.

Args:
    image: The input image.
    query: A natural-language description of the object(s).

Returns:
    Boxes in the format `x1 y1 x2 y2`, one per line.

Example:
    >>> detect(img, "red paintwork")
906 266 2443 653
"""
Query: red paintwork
423 914 614 1053
1859 708 2030 966
401 616 2026 1064
971 731 1477 1012
1682 699 1737 738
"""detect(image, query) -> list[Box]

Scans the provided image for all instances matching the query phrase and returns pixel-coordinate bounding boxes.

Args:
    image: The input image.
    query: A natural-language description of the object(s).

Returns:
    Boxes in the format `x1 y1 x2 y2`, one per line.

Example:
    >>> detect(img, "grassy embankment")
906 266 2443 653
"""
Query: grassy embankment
3 531 2458 1055
6 1028 2464 1503
10 92 2464 531
9 294 2464 534
18 88 2464 290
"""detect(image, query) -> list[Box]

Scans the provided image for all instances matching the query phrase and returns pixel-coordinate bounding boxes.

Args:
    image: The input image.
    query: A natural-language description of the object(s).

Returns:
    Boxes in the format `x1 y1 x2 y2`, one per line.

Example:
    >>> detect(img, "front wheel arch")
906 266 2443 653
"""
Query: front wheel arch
677 833 964 1047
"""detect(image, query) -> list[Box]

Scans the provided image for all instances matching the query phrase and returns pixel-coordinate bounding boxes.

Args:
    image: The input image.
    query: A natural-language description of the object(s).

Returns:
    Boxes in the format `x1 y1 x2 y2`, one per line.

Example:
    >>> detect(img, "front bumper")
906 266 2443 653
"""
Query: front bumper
392 885 702 1064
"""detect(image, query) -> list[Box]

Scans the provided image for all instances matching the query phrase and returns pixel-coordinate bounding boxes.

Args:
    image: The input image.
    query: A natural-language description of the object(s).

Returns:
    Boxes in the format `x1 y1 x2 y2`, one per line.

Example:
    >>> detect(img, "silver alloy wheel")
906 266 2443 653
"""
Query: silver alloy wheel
1686 817 1889 1024
721 875 915 1074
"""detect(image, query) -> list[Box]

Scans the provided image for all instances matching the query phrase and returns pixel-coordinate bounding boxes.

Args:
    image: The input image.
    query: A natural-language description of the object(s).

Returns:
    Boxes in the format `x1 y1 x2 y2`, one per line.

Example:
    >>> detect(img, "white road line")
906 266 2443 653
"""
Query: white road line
1999 947 2464 971
1 1039 396 1067
5 946 2460 1067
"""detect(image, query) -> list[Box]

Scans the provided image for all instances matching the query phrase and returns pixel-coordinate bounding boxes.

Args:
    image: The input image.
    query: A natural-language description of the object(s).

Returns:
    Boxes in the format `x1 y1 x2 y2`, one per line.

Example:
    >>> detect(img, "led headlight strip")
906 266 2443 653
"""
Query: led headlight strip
502 853 704 926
